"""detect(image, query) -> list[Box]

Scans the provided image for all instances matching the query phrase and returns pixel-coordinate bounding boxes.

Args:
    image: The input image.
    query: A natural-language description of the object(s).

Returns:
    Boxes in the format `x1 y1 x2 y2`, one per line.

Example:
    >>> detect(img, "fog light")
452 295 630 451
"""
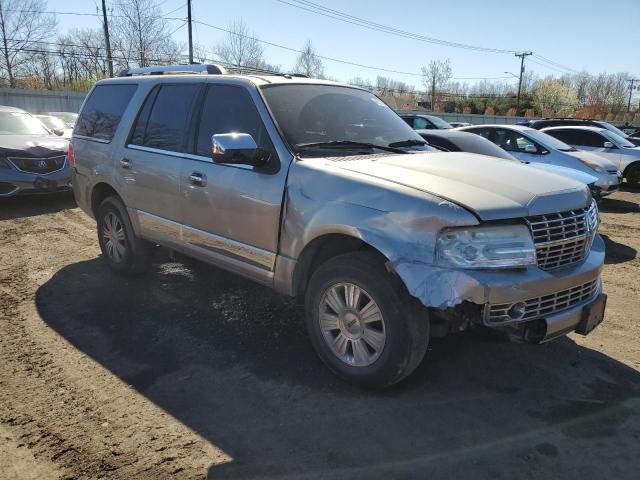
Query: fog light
508 302 526 320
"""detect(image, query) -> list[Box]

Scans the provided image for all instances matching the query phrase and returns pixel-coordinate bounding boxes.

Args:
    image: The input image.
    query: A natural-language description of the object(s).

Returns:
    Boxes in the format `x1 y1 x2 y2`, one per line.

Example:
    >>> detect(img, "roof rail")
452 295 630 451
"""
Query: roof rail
117 64 227 77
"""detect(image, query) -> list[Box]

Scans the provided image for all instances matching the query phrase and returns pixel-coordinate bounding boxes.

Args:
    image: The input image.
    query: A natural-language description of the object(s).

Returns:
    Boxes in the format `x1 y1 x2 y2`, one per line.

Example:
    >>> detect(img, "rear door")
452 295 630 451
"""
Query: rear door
122 82 202 246
178 82 291 284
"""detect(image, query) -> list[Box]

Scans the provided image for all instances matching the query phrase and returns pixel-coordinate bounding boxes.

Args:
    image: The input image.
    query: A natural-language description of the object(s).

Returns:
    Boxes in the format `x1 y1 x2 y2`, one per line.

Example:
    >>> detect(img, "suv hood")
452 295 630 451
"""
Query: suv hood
335 152 590 221
0 134 68 156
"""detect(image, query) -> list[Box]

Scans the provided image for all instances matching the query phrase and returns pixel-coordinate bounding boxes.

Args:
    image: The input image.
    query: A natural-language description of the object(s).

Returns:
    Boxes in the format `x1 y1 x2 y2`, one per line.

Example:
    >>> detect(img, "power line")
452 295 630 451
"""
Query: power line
274 0 517 54
194 20 512 81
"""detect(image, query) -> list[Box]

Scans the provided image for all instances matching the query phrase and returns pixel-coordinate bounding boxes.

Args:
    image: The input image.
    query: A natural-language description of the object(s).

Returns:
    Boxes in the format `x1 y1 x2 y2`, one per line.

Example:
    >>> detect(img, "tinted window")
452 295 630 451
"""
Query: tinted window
490 129 538 153
76 84 137 141
414 117 434 130
195 85 271 157
400 116 414 127
131 84 200 152
546 129 603 147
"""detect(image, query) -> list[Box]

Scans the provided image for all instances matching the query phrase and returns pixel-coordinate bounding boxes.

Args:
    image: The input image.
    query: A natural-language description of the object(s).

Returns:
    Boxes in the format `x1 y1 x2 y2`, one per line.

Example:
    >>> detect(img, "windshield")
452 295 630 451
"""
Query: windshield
602 130 636 148
526 129 576 151
0 112 50 135
600 122 630 138
36 115 65 131
261 84 430 153
454 134 516 160
47 112 77 127
426 115 453 129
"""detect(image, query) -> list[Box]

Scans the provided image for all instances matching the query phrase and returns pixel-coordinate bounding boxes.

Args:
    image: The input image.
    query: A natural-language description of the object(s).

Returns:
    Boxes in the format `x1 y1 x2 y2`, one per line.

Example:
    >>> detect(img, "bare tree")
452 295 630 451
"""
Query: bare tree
111 0 181 69
294 39 324 78
421 59 452 111
213 19 264 71
0 0 56 87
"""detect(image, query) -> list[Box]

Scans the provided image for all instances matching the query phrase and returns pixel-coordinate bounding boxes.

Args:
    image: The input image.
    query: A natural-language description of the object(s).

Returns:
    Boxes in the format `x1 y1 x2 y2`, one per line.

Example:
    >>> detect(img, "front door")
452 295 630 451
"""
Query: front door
179 83 291 283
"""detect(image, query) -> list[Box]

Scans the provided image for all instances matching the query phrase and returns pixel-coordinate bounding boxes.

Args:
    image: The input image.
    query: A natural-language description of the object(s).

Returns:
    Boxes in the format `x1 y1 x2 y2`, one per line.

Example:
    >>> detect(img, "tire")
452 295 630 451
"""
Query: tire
97 196 151 275
304 251 429 388
626 164 640 189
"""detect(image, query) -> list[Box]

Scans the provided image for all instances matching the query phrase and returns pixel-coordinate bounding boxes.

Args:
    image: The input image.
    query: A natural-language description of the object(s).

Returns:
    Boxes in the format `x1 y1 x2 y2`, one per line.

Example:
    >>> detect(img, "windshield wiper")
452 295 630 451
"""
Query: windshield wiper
295 140 407 154
387 139 428 147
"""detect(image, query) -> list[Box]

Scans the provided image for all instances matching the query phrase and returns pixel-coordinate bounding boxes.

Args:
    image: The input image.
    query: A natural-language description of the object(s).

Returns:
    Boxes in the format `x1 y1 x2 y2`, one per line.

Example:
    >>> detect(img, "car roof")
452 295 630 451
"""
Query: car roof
457 124 538 132
400 113 439 119
541 125 607 133
416 128 475 139
0 105 26 113
96 73 354 90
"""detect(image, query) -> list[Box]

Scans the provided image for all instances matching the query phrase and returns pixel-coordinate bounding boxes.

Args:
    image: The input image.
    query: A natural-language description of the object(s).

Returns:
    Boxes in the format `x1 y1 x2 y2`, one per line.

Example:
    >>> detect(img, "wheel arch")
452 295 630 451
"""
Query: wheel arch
91 182 123 218
623 160 640 178
291 232 389 297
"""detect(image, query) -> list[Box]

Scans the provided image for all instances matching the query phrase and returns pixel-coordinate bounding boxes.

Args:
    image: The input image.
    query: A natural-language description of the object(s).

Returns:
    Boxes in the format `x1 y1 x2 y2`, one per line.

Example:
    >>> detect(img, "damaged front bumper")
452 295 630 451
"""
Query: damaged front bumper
396 235 606 343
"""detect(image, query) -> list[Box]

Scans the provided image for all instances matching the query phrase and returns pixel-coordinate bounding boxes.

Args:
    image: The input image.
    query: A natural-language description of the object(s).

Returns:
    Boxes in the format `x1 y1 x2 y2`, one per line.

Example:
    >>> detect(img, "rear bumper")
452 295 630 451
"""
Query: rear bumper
0 165 72 197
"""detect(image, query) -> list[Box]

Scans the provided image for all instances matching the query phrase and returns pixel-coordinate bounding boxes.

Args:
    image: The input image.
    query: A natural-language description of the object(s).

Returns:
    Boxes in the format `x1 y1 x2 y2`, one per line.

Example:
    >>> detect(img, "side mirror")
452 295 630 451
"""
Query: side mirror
52 127 64 136
211 133 268 166
524 144 538 153
603 141 614 149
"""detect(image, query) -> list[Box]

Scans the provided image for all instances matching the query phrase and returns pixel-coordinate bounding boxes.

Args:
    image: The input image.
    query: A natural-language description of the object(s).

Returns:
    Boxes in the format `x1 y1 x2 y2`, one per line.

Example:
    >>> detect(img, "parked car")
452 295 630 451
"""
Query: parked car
457 124 621 197
71 65 607 388
399 113 453 130
44 112 78 129
541 125 640 187
0 106 70 197
416 129 601 198
34 114 71 138
526 118 640 146
448 121 471 128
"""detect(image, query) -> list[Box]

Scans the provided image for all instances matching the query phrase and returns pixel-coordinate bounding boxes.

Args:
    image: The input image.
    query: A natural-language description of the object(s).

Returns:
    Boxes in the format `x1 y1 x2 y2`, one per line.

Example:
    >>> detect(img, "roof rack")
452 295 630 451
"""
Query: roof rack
117 64 227 77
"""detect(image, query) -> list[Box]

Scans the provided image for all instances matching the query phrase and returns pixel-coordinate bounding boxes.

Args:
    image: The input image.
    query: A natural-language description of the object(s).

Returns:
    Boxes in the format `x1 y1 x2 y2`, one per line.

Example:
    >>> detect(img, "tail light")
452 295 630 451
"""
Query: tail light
67 143 76 168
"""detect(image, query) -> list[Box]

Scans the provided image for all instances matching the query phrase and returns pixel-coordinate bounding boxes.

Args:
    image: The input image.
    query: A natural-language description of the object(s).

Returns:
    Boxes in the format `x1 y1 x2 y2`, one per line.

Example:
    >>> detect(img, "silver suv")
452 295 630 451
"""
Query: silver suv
71 65 606 388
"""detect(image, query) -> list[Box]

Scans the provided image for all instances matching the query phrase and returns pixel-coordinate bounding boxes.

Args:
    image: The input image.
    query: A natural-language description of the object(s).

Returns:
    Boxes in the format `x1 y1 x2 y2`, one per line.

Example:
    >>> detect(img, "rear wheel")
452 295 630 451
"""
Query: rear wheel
626 164 640 189
97 196 150 275
305 252 429 388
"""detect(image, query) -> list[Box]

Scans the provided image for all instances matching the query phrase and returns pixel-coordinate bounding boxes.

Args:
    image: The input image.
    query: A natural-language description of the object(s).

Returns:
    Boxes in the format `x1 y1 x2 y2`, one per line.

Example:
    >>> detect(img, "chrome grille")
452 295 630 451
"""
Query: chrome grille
7 155 66 174
526 202 598 271
485 279 599 325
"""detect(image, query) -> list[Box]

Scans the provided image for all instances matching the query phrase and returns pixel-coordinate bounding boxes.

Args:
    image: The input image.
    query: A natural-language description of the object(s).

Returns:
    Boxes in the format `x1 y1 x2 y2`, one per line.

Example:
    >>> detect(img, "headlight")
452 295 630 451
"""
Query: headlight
437 224 536 269
577 158 604 173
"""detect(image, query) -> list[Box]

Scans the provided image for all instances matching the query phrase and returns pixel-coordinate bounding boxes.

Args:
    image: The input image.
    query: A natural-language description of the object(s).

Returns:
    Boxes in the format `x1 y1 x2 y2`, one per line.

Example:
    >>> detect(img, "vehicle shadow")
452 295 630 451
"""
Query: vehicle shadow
599 196 640 214
0 193 76 221
601 234 637 264
36 258 640 479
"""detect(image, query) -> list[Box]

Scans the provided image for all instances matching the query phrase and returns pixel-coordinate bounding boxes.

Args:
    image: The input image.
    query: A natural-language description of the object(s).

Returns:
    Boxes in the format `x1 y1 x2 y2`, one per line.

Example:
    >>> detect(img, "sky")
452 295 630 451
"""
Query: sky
53 0 639 92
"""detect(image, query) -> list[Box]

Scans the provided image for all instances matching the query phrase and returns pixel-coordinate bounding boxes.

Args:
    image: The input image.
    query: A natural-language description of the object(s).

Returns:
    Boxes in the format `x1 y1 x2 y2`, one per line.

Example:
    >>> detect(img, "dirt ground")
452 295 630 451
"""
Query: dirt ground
1 190 639 480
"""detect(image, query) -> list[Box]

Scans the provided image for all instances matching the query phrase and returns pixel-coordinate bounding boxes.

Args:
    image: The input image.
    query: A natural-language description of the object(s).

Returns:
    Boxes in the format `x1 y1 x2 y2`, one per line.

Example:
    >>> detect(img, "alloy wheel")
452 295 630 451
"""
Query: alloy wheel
318 282 386 367
102 212 126 263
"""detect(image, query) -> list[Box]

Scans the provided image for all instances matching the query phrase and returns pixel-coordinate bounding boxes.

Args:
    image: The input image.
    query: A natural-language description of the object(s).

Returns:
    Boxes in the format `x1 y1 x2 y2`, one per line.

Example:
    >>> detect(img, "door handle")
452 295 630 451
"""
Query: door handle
119 158 132 169
189 172 207 186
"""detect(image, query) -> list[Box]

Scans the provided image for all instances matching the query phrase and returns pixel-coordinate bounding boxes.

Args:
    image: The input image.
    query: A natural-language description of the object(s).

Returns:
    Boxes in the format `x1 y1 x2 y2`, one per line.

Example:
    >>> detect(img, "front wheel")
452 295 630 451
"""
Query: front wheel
304 252 429 388
626 164 640 189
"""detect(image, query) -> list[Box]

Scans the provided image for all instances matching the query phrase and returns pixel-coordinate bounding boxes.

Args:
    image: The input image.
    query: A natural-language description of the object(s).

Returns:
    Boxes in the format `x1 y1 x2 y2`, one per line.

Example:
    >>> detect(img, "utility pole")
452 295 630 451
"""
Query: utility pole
101 0 113 77
626 78 639 113
431 75 436 112
514 51 532 115
187 0 194 64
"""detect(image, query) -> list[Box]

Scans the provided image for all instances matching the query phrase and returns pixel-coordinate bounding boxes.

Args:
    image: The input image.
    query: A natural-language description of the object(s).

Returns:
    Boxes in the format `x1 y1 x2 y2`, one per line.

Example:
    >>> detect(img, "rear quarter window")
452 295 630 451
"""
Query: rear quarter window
75 84 137 141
